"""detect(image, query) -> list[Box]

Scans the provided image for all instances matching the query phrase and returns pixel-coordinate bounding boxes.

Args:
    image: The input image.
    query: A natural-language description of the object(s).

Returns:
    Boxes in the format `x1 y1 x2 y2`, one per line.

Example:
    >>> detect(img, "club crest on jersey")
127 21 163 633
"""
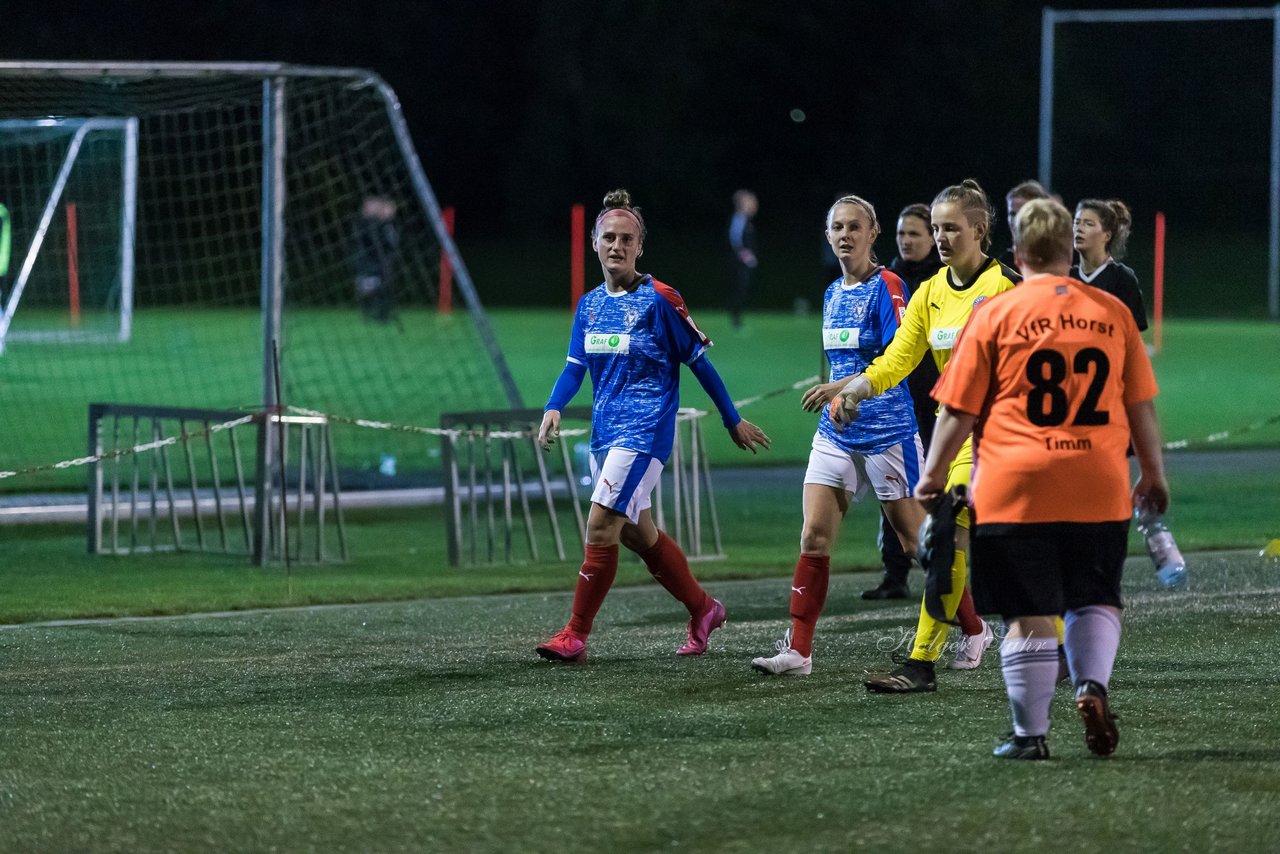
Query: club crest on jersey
973 296 988 309
585 332 630 354
623 307 640 329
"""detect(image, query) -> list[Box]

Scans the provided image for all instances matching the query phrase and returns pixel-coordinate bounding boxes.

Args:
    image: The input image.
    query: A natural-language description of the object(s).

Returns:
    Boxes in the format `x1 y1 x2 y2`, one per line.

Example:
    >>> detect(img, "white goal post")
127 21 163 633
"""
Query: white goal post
0 116 138 351
1039 5 1280 320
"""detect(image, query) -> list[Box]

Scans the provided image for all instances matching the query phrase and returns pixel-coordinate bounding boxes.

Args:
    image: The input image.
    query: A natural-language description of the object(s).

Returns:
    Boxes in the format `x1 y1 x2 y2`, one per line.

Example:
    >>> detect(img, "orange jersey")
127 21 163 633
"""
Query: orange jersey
932 275 1158 524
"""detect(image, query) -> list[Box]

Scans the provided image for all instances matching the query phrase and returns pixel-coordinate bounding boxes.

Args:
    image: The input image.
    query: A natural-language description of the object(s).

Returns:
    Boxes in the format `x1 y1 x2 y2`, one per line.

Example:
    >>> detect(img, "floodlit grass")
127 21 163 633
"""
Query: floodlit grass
4 311 1279 491
3 308 1278 850
2 554 1277 851
2 455 1276 624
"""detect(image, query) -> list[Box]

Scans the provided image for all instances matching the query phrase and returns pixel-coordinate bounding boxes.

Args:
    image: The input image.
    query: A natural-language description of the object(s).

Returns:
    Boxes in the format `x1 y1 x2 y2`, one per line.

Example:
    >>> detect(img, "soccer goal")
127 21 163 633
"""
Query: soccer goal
0 62 522 492
0 116 137 351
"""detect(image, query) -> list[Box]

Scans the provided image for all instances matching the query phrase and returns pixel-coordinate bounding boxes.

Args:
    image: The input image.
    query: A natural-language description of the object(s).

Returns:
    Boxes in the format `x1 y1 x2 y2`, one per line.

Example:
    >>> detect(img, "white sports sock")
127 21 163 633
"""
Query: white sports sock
1001 636 1060 737
1064 605 1123 689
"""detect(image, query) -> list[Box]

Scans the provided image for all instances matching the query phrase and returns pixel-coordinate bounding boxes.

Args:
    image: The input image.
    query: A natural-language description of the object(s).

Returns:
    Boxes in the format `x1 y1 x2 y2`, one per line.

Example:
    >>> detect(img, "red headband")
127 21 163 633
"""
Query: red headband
594 207 642 231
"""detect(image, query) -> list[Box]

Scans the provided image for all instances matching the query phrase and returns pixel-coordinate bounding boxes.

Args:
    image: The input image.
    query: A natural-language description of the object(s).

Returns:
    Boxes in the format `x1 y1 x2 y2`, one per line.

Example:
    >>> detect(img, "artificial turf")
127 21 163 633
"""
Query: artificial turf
2 553 1277 851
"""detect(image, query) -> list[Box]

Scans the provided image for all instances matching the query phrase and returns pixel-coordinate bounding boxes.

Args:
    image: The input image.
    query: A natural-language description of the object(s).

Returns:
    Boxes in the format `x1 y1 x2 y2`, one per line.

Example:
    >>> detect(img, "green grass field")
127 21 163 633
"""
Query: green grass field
3 554 1278 851
4 310 1279 490
3 306 1279 851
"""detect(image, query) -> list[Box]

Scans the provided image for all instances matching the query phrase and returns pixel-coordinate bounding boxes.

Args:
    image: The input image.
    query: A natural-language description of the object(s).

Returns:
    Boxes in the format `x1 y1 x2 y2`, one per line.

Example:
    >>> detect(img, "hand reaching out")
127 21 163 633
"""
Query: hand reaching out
800 380 849 413
730 419 771 454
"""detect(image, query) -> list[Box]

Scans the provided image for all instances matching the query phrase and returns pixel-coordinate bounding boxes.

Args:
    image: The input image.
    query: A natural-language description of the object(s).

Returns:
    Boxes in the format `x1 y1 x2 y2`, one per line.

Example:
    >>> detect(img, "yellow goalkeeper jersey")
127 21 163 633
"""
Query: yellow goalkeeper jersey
863 255 1020 395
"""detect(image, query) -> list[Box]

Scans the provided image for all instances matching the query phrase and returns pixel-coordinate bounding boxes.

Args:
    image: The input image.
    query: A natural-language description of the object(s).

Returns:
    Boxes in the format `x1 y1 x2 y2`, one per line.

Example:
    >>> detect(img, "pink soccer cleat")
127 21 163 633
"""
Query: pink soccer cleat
677 598 727 656
536 629 588 663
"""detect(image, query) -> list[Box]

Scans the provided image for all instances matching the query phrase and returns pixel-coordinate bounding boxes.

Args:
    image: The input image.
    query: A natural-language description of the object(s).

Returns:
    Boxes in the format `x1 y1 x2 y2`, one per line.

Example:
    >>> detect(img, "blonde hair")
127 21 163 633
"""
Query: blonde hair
931 178 995 251
826 194 880 263
593 188 647 240
1076 198 1133 259
1013 198 1073 269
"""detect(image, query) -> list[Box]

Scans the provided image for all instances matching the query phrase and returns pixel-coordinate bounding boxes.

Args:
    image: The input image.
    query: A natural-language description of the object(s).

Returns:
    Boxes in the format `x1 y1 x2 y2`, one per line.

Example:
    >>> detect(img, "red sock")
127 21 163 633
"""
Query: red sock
566 543 619 638
788 553 830 657
957 587 983 636
638 531 709 615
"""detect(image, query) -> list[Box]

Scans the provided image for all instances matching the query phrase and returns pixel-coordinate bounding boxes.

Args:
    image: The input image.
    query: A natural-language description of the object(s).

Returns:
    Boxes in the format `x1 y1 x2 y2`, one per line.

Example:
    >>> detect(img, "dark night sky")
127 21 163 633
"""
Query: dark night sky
2 0 1271 248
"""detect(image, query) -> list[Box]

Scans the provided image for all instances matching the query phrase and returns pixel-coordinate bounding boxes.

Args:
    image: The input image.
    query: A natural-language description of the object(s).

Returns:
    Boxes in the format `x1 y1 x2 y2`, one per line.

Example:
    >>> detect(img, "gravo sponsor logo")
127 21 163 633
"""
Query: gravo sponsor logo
929 326 960 350
585 332 630 353
823 327 860 349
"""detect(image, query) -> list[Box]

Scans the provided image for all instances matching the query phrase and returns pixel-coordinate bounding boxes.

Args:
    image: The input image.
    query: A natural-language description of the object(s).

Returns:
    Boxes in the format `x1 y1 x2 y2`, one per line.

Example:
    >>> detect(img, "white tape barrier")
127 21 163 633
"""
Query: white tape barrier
7 379 1278 483
0 415 254 480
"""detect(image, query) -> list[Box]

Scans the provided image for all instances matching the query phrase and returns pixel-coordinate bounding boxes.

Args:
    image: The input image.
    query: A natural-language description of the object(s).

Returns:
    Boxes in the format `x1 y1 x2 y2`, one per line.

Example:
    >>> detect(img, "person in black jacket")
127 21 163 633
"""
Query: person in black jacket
1070 198 1148 330
352 194 400 324
862 204 944 600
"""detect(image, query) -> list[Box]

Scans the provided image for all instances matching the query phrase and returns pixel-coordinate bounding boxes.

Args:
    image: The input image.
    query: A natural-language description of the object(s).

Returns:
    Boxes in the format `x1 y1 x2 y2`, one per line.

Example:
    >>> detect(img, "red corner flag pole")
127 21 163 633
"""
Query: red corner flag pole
439 206 455 314
1153 211 1166 354
66 202 81 328
570 204 585 312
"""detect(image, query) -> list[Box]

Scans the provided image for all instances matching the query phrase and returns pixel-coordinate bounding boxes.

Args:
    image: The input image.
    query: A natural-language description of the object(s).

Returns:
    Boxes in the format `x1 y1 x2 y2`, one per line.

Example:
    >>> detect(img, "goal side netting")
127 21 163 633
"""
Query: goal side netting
0 63 521 491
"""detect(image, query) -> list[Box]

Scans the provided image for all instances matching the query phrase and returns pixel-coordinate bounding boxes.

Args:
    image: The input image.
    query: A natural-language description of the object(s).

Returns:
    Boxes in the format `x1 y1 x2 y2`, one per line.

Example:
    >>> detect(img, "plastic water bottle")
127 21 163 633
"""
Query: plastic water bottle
378 453 397 477
1136 508 1186 590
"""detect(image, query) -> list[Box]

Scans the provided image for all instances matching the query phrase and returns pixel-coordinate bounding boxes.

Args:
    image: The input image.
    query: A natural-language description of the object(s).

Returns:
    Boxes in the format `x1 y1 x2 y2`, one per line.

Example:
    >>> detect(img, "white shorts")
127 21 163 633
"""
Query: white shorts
589 447 664 524
803 433 924 502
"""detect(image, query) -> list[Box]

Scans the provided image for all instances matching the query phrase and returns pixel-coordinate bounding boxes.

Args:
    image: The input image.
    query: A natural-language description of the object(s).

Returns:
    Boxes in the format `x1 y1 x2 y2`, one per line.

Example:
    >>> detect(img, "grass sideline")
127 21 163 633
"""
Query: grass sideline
3 312 1278 491
493 312 1280 468
3 455 1276 624
2 554 1277 851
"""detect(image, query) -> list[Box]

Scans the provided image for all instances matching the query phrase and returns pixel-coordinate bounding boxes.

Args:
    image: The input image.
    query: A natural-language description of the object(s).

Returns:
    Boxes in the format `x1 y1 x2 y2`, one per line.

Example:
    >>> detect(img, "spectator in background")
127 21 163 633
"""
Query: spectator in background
728 189 759 330
352 194 400 324
999 180 1050 269
862 204 944 601
1071 198 1147 330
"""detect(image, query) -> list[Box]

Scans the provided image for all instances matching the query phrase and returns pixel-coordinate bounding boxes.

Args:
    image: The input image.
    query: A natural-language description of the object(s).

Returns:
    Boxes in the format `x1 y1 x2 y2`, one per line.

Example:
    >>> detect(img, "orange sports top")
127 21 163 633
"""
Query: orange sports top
932 275 1159 524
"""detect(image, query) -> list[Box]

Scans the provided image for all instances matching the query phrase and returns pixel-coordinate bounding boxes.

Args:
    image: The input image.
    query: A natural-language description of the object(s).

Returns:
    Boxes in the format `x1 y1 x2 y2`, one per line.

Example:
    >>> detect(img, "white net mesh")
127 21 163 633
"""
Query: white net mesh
0 64 518 490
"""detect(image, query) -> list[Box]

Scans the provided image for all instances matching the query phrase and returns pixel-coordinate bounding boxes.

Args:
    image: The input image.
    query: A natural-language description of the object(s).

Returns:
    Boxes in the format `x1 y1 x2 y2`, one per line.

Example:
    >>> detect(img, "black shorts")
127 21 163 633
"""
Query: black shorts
970 521 1129 619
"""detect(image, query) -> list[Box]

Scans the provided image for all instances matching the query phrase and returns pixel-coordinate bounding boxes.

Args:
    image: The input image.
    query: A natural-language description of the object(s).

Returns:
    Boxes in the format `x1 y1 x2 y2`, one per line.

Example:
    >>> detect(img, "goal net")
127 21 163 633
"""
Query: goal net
0 63 521 491
0 117 135 349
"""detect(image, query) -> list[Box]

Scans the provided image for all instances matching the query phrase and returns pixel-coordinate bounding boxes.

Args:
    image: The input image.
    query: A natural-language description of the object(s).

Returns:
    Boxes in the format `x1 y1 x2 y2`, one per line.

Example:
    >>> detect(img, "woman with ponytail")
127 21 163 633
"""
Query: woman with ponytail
838 178 1020 692
534 189 770 664
749 194 925 676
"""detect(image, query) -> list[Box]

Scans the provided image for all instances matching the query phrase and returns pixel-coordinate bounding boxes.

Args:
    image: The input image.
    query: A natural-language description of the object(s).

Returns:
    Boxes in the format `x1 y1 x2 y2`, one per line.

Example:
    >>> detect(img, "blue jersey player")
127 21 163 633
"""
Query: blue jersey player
751 195 926 676
535 189 770 664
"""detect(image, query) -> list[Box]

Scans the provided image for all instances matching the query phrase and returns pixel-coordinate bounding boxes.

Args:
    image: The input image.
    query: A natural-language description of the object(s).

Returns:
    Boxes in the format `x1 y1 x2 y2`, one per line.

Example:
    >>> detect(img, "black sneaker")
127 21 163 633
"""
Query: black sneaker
1075 680 1120 756
861 580 911 600
992 733 1050 760
864 658 937 693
